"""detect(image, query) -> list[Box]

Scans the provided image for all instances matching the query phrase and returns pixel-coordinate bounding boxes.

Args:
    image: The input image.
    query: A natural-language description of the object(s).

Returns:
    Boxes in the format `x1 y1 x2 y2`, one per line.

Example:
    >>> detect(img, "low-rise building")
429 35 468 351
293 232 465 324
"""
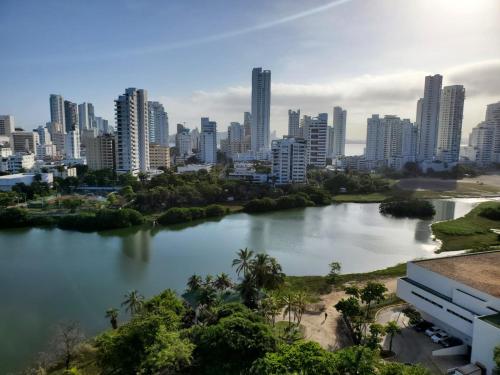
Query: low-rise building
396 251 500 375
149 143 170 170
177 164 212 174
0 173 53 191
228 162 268 183
0 153 36 173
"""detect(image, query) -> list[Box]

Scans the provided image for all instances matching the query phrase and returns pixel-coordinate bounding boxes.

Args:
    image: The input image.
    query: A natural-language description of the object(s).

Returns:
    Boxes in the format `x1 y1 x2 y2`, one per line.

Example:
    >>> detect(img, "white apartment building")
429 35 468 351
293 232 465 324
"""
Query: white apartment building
436 85 465 163
78 102 95 131
200 117 217 164
288 109 301 137
416 74 443 161
50 94 65 129
148 101 169 146
65 130 81 159
0 115 15 137
0 153 35 173
332 106 347 157
251 67 271 152
306 113 328 168
271 137 307 184
397 251 500 375
115 88 149 174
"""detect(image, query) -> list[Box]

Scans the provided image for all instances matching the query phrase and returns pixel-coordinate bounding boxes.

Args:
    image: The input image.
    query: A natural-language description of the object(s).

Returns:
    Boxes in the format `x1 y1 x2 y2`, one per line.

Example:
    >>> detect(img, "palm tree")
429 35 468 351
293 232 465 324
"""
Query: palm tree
121 290 144 316
251 253 272 289
293 291 310 325
385 320 402 353
281 293 296 328
260 293 283 327
187 274 202 292
214 273 233 291
232 248 254 277
105 308 119 329
203 274 214 287
237 275 259 309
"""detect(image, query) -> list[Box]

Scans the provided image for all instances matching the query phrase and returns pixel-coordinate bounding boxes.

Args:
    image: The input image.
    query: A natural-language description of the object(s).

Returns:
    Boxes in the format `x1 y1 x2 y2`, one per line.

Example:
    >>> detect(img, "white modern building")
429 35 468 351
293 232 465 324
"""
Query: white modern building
148 101 169 146
0 153 35 173
251 67 271 152
397 252 500 375
78 102 95 131
271 136 307 184
416 74 442 161
200 117 217 164
436 85 465 163
306 113 328 168
175 124 192 163
0 115 15 137
115 88 149 174
332 106 347 157
288 109 301 137
65 129 81 159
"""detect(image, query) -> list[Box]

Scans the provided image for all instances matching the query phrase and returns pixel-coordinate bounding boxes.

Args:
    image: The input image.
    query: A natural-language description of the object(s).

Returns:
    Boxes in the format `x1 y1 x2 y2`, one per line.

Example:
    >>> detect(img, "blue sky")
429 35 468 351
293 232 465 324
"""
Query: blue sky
1 0 500 140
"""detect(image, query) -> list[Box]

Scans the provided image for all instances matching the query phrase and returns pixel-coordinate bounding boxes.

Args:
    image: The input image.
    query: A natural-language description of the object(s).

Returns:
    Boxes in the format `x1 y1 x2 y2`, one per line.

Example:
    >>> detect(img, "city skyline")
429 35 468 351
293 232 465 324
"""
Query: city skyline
1 0 499 140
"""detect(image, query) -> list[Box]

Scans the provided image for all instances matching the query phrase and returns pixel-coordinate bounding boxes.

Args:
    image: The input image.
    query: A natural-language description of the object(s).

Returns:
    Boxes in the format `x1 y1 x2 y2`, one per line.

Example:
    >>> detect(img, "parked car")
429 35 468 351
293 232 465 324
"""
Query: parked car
431 331 449 344
442 337 463 348
425 326 440 336
414 320 433 332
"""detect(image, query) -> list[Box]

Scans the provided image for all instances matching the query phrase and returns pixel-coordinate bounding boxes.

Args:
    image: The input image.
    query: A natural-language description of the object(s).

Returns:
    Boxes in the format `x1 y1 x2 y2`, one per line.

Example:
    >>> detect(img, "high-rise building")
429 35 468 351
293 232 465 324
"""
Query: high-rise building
35 125 51 145
175 124 192 159
46 121 65 157
271 137 307 184
416 74 443 161
327 126 334 157
200 117 217 164
11 131 39 155
306 113 328 168
436 85 465 163
242 112 252 153
332 106 347 157
64 100 79 133
228 122 244 156
467 102 500 166
0 115 15 137
365 115 385 162
251 67 271 152
94 117 111 134
50 94 65 130
149 143 170 170
485 101 500 122
65 130 81 159
288 109 300 137
78 102 95 131
115 88 149 174
148 101 169 146
487 102 500 163
86 134 116 170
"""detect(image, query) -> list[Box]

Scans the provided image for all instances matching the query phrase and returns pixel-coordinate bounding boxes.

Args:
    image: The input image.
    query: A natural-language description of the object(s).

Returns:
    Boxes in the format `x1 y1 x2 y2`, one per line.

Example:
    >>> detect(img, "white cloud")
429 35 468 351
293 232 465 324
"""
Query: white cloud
161 59 500 141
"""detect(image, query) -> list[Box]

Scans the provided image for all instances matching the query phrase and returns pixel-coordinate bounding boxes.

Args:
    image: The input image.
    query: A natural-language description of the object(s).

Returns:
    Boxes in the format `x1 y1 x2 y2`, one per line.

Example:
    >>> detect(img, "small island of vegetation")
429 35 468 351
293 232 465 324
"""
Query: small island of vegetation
379 199 436 219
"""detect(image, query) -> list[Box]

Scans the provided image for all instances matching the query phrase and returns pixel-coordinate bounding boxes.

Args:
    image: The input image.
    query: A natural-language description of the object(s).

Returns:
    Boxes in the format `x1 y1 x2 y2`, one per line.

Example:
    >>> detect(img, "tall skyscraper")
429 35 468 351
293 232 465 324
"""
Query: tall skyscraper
416 74 443 161
50 94 65 130
288 109 300 137
148 101 169 146
436 85 465 163
175 124 192 159
115 88 149 174
78 103 95 131
250 67 271 152
306 113 328 168
327 126 334 157
0 115 15 137
200 117 217 164
365 115 385 162
64 100 79 133
65 129 81 159
271 137 307 184
228 122 244 156
332 106 347 157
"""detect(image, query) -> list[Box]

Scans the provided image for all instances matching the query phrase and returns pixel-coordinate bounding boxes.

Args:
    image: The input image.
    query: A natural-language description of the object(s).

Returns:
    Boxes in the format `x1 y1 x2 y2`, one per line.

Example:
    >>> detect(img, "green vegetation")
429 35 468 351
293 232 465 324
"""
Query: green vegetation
243 193 315 213
332 192 390 203
57 209 144 231
157 204 228 225
379 199 435 219
432 201 500 251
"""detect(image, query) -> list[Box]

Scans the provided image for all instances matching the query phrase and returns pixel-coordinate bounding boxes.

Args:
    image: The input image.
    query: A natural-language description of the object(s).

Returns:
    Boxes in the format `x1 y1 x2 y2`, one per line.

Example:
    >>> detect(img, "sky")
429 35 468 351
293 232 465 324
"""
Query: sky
1 0 500 142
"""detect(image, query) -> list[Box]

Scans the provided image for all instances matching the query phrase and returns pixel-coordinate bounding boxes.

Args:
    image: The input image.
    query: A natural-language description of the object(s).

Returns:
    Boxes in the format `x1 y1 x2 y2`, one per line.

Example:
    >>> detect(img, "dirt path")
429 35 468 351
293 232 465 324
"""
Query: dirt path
278 278 398 350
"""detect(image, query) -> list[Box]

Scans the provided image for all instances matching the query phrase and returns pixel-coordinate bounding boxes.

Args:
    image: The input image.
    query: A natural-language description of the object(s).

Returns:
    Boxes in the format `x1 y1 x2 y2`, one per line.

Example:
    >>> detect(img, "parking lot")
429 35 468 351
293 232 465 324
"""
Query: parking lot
376 306 470 374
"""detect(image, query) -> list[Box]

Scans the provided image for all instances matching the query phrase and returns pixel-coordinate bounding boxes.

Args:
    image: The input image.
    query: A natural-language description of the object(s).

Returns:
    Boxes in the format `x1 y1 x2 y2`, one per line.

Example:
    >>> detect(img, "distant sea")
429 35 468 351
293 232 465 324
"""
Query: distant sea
345 143 365 156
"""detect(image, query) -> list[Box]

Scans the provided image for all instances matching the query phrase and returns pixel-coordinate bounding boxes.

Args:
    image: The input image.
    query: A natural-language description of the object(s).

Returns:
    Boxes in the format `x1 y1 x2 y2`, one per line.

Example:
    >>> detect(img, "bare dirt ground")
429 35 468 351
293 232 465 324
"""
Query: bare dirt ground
277 278 398 350
397 174 500 194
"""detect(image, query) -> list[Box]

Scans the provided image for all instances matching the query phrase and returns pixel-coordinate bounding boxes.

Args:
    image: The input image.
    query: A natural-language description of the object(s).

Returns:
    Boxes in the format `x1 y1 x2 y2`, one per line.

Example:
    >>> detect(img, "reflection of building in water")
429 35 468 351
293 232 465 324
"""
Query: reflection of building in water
414 220 432 244
433 200 455 222
119 229 151 282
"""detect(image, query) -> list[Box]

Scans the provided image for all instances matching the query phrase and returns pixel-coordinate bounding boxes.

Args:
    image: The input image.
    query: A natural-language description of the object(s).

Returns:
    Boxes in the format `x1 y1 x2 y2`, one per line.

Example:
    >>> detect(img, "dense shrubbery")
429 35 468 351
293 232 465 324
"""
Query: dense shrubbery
243 194 315 213
479 205 500 220
379 200 435 218
157 204 228 225
0 207 30 228
57 209 144 231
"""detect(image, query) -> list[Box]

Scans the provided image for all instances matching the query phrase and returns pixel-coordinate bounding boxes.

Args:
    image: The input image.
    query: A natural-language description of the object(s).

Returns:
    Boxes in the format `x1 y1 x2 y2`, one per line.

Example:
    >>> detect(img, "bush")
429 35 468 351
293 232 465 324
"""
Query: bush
205 204 227 217
244 195 314 213
158 208 196 225
479 206 500 221
58 209 144 231
0 207 30 228
379 200 435 219
243 198 277 213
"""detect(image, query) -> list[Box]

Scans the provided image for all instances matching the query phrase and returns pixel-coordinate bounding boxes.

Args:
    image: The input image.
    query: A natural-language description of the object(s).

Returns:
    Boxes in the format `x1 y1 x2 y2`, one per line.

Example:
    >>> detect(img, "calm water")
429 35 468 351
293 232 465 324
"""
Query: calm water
0 199 484 373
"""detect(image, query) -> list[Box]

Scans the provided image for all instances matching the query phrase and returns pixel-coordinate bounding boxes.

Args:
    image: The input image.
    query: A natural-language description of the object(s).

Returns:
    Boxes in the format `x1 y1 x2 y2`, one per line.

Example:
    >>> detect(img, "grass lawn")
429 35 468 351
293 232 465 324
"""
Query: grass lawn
432 201 500 251
332 192 390 203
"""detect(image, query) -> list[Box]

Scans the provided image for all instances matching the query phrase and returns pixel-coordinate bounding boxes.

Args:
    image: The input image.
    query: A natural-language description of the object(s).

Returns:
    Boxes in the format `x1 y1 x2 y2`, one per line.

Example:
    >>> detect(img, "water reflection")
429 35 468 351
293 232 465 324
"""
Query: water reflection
433 200 456 222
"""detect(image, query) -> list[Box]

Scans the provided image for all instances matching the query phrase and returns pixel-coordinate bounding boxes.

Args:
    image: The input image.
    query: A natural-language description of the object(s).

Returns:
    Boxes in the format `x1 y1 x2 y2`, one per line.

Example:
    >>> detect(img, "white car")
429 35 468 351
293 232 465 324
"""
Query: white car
431 331 449 344
425 326 439 336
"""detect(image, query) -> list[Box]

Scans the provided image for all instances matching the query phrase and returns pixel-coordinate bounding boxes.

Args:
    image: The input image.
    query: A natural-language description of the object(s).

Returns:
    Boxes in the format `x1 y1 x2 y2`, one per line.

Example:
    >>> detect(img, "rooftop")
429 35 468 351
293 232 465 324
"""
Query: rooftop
414 251 500 298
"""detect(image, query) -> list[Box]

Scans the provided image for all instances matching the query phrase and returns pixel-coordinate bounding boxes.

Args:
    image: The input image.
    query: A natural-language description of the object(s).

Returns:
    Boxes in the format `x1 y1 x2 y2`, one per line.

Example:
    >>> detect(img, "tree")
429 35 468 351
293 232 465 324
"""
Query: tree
232 248 254 277
293 291 310 325
385 320 402 353
260 293 283 327
282 293 296 328
214 273 233 291
335 297 363 344
402 306 422 325
105 308 119 330
121 290 144 316
237 275 259 309
493 345 500 373
51 322 85 370
327 261 342 284
361 282 387 320
344 285 360 298
366 323 385 350
187 274 203 292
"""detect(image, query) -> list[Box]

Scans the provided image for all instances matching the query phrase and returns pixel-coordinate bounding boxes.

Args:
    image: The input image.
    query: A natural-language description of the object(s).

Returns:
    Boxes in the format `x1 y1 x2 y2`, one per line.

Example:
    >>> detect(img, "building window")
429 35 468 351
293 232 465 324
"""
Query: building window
411 291 443 308
446 309 473 323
